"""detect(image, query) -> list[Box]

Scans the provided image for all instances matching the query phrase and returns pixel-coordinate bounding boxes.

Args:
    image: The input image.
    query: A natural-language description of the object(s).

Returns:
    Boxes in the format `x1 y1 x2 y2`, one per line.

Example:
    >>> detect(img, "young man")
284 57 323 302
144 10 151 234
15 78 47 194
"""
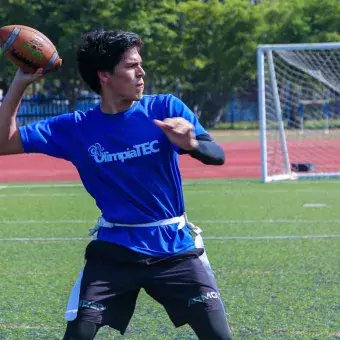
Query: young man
0 29 232 340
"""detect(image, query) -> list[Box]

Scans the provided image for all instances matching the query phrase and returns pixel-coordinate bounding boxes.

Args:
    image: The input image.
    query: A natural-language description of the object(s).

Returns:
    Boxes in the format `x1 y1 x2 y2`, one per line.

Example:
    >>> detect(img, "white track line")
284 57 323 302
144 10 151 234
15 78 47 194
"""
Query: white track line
185 189 340 193
0 182 236 189
204 235 340 240
1 182 340 194
185 180 340 185
0 324 60 330
0 235 339 242
0 193 83 197
1 219 340 225
1 187 340 194
303 203 326 207
0 190 338 196
0 179 340 190
200 219 340 224
0 183 83 189
0 324 338 337
0 237 89 241
0 220 90 224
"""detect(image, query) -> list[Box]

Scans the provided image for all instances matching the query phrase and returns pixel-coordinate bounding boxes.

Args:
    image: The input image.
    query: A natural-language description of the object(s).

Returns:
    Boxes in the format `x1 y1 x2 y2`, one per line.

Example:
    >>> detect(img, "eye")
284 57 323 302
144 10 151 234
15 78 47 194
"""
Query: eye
128 62 142 69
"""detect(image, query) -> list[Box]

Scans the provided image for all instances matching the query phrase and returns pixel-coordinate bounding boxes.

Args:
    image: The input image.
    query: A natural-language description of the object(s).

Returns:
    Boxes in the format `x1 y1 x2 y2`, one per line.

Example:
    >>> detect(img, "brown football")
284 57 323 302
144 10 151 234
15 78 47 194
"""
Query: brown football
0 25 62 74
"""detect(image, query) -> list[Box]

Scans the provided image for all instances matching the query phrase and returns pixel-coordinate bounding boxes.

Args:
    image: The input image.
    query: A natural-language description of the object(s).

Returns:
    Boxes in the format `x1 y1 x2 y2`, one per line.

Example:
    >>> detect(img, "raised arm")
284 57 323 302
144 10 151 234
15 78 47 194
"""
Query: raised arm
0 69 43 155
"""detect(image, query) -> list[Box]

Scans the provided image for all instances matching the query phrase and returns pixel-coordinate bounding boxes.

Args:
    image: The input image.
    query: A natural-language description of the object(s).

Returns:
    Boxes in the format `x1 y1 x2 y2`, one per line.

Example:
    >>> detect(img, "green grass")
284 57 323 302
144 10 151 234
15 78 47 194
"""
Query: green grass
0 179 339 339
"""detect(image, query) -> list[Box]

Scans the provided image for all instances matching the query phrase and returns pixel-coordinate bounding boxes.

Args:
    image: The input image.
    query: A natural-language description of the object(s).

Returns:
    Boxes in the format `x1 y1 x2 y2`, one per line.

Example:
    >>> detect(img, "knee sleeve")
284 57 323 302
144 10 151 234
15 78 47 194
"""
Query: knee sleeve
63 320 101 340
188 310 232 340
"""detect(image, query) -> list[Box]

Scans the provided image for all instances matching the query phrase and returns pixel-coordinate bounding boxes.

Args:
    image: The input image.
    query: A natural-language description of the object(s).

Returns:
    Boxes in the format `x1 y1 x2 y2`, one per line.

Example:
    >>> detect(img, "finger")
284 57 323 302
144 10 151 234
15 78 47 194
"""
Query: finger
153 119 174 130
169 117 187 126
172 120 193 133
176 126 190 135
33 68 44 77
163 118 184 129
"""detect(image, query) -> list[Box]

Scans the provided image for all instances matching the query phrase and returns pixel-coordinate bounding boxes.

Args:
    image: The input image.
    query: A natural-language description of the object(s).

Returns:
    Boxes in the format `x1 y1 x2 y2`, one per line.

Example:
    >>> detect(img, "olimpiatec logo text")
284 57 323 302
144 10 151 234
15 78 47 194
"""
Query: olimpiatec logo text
88 140 160 163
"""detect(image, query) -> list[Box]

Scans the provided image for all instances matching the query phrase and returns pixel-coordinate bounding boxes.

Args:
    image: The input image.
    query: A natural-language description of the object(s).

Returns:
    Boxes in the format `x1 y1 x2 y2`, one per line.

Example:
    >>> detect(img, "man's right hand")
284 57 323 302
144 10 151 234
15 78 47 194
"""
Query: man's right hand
12 68 45 87
0 68 45 156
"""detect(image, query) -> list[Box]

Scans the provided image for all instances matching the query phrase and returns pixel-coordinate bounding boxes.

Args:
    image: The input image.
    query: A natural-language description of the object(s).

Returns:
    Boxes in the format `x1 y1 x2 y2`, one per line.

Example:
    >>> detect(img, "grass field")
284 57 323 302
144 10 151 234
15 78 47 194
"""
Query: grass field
0 179 339 339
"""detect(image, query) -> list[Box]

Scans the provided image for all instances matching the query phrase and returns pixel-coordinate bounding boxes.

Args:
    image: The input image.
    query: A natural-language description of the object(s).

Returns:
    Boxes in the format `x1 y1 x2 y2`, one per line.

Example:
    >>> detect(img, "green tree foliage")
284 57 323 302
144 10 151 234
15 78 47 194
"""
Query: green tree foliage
175 0 262 125
259 0 340 44
109 0 181 94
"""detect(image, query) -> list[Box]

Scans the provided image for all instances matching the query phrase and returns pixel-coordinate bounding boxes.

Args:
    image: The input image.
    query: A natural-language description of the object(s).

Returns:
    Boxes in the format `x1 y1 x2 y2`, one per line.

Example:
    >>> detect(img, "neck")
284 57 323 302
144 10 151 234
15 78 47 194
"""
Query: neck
100 94 134 114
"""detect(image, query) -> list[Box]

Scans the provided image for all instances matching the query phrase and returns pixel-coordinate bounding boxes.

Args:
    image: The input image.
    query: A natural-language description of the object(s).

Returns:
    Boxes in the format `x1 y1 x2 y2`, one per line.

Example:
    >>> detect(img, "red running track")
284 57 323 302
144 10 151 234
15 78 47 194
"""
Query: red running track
0 142 261 182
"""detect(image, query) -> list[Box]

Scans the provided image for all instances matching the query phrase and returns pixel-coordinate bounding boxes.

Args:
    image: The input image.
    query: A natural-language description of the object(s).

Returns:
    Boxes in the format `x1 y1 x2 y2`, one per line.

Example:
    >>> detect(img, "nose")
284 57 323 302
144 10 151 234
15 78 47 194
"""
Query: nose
137 65 145 77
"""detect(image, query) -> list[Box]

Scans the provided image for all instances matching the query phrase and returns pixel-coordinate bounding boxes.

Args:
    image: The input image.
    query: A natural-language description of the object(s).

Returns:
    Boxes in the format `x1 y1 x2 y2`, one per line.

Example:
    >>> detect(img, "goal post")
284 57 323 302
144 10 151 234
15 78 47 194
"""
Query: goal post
257 42 340 182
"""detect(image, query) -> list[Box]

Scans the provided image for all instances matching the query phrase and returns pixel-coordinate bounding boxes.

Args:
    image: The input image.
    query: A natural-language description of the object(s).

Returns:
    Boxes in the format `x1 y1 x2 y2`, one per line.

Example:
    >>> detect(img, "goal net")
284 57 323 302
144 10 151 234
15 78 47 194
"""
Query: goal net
258 43 340 182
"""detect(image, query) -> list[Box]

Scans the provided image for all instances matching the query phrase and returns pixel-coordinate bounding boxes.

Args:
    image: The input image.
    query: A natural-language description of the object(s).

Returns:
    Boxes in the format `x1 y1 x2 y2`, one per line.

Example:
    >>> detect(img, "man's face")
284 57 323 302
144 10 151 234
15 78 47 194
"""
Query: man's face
103 47 145 101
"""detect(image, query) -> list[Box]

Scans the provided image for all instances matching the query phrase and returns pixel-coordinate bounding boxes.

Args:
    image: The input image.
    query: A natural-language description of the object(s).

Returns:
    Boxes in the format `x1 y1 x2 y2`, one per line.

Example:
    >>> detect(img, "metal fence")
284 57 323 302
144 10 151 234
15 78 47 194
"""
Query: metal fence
1 95 260 126
223 97 258 123
0 95 101 125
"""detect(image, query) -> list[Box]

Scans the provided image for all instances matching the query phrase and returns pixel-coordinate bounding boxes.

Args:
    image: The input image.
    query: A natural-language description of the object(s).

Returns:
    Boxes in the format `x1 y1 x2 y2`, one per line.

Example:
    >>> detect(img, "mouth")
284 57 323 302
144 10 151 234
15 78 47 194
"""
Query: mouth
136 82 144 88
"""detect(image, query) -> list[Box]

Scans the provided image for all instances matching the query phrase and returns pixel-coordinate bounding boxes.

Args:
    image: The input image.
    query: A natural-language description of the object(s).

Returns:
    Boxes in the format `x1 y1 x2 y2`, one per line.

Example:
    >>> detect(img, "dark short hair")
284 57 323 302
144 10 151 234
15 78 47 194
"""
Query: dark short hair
77 29 142 94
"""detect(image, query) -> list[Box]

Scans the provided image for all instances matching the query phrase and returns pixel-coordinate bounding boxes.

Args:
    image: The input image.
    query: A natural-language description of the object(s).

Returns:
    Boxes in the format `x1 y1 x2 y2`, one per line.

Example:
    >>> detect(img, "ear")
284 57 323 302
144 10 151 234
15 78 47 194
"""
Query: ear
97 70 111 85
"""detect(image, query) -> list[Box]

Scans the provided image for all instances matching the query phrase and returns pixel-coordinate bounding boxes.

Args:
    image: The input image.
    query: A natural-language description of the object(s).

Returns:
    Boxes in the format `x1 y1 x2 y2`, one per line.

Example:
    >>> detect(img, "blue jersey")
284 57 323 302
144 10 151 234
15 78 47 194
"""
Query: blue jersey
19 94 207 257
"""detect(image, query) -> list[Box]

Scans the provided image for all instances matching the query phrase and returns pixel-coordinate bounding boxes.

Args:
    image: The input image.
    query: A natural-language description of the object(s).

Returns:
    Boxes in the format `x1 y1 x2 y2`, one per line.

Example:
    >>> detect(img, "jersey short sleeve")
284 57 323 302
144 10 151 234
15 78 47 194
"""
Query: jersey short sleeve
19 113 76 161
166 94 207 137
164 94 208 154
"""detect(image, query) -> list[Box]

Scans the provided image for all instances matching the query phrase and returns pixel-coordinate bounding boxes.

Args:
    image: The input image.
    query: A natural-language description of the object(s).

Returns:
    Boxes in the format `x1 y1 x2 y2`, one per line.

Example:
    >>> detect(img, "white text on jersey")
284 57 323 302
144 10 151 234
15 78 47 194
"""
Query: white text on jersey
88 141 160 163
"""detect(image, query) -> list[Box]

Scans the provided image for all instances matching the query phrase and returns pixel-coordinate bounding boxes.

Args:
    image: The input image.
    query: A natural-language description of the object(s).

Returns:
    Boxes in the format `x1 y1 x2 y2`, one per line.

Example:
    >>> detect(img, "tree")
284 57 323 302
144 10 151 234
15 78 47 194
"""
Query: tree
173 0 263 125
2 0 340 126
259 0 340 44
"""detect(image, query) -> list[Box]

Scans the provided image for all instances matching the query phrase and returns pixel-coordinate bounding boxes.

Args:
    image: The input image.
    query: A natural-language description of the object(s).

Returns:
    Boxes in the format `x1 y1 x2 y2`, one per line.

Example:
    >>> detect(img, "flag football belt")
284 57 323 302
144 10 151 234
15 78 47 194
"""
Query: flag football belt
88 212 202 236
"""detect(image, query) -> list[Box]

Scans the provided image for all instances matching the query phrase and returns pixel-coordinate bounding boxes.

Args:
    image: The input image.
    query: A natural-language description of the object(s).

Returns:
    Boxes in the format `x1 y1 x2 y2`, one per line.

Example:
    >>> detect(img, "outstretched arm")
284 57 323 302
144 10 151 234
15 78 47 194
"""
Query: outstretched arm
0 69 43 155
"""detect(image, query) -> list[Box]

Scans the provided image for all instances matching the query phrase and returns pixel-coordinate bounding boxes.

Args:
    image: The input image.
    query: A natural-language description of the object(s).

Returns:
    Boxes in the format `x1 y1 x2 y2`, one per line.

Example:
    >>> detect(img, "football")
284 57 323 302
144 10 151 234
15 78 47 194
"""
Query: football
0 25 62 74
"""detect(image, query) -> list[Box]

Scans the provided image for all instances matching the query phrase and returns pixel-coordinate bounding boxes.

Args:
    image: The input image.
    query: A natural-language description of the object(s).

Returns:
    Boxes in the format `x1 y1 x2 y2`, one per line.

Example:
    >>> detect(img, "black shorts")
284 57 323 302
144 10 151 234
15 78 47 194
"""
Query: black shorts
75 240 225 335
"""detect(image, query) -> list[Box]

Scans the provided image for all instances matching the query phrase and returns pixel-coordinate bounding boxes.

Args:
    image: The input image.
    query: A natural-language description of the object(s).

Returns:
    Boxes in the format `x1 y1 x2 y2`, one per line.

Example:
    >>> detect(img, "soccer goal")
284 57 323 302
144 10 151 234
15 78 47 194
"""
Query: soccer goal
258 42 340 182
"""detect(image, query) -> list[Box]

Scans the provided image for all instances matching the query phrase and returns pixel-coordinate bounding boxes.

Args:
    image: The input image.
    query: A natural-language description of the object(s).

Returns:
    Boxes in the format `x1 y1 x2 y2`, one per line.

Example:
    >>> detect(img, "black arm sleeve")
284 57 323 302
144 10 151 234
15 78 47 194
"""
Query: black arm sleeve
179 133 225 165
